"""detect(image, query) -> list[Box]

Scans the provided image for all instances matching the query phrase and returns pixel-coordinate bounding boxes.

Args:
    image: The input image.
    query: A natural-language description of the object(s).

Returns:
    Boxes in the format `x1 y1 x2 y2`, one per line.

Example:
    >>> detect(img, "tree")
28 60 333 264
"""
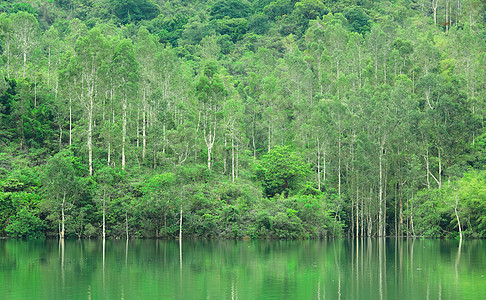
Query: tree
344 6 371 34
72 27 108 176
111 38 139 170
0 13 14 78
44 150 78 239
10 11 40 79
196 61 228 170
294 0 327 21
210 0 252 20
5 206 45 239
110 0 160 24
139 172 176 237
135 27 157 162
40 26 62 93
256 145 310 198
457 170 486 237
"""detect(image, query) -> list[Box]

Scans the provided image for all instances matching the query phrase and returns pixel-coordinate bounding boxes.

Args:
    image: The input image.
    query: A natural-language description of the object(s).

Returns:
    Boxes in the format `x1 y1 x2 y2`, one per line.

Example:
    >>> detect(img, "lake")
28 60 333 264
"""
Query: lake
0 238 484 299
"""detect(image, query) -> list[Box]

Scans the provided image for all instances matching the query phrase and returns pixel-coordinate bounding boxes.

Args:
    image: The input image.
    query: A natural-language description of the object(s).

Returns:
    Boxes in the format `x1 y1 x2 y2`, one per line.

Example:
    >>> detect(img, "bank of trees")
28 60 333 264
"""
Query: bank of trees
0 0 485 239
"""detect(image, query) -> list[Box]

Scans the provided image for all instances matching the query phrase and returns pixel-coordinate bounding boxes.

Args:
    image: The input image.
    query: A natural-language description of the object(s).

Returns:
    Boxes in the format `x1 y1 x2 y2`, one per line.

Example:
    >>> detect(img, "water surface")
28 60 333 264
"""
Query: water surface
0 238 484 299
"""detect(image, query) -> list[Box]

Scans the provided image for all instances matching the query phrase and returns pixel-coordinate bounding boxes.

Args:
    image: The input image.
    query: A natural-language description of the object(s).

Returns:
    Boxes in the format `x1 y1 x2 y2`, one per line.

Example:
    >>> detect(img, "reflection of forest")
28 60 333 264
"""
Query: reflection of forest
0 239 484 299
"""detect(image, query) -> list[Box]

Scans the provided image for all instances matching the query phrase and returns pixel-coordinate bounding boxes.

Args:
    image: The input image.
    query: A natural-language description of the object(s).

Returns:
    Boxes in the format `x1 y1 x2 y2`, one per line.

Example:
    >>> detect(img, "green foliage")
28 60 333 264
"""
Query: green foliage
343 6 370 34
44 150 77 199
248 13 270 34
112 38 139 86
147 13 187 46
110 0 160 24
409 170 486 238
264 0 295 20
294 0 327 20
217 17 248 42
209 0 252 20
457 170 486 237
256 146 310 198
4 189 45 239
271 209 304 238
0 192 15 233
252 0 274 12
468 133 486 169
0 0 485 240
5 206 45 238
0 79 57 149
10 2 37 16
196 61 228 104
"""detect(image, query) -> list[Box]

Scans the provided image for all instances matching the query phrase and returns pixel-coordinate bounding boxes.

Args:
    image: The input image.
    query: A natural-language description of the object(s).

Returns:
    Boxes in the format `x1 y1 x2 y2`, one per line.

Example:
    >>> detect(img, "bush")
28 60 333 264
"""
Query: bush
272 209 305 239
6 207 45 239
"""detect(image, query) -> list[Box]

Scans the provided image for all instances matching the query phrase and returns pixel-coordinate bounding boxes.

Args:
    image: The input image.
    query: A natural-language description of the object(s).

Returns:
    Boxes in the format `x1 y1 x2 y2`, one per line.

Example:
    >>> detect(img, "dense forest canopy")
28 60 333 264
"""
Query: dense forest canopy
0 0 485 239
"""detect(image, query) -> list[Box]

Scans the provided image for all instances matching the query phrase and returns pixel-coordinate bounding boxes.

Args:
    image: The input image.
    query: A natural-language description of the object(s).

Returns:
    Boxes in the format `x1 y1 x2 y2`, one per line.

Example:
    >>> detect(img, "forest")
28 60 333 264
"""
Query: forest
0 0 485 239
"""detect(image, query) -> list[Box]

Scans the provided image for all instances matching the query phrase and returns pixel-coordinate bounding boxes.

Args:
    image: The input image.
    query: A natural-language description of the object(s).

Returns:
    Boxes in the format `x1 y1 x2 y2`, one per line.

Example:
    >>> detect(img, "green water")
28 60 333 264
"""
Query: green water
0 239 484 299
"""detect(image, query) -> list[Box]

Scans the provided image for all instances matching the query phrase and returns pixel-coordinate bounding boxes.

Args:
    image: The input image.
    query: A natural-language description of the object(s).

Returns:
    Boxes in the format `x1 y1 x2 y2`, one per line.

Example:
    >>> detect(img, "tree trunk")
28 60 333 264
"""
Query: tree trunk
231 135 235 183
438 145 442 188
59 124 62 149
338 134 342 200
47 46 51 87
69 98 72 146
379 148 384 237
446 0 449 32
122 98 127 170
268 121 271 153
6 42 10 78
204 116 216 171
236 142 239 179
125 210 129 240
454 191 462 240
55 58 60 98
317 136 321 190
142 104 146 161
163 123 166 154
88 95 94 176
323 147 326 182
455 206 462 240
252 115 256 159
103 190 106 240
399 184 403 236
425 146 430 189
136 107 140 148
61 193 65 239
108 89 114 165
368 187 373 237
356 177 359 238
23 51 27 79
207 146 212 170
179 205 183 241
432 0 439 24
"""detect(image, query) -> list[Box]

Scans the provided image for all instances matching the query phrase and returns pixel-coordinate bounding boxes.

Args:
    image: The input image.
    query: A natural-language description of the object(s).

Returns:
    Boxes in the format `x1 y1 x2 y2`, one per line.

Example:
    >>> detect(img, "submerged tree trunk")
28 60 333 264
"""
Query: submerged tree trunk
454 191 463 240
103 190 106 240
61 193 66 239
378 137 386 237
179 205 183 241
125 210 129 240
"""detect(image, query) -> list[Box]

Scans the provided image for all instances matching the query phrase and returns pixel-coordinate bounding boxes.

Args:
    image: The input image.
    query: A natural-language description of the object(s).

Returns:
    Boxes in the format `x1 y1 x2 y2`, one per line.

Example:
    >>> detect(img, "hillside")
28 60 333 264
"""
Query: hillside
0 0 485 239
